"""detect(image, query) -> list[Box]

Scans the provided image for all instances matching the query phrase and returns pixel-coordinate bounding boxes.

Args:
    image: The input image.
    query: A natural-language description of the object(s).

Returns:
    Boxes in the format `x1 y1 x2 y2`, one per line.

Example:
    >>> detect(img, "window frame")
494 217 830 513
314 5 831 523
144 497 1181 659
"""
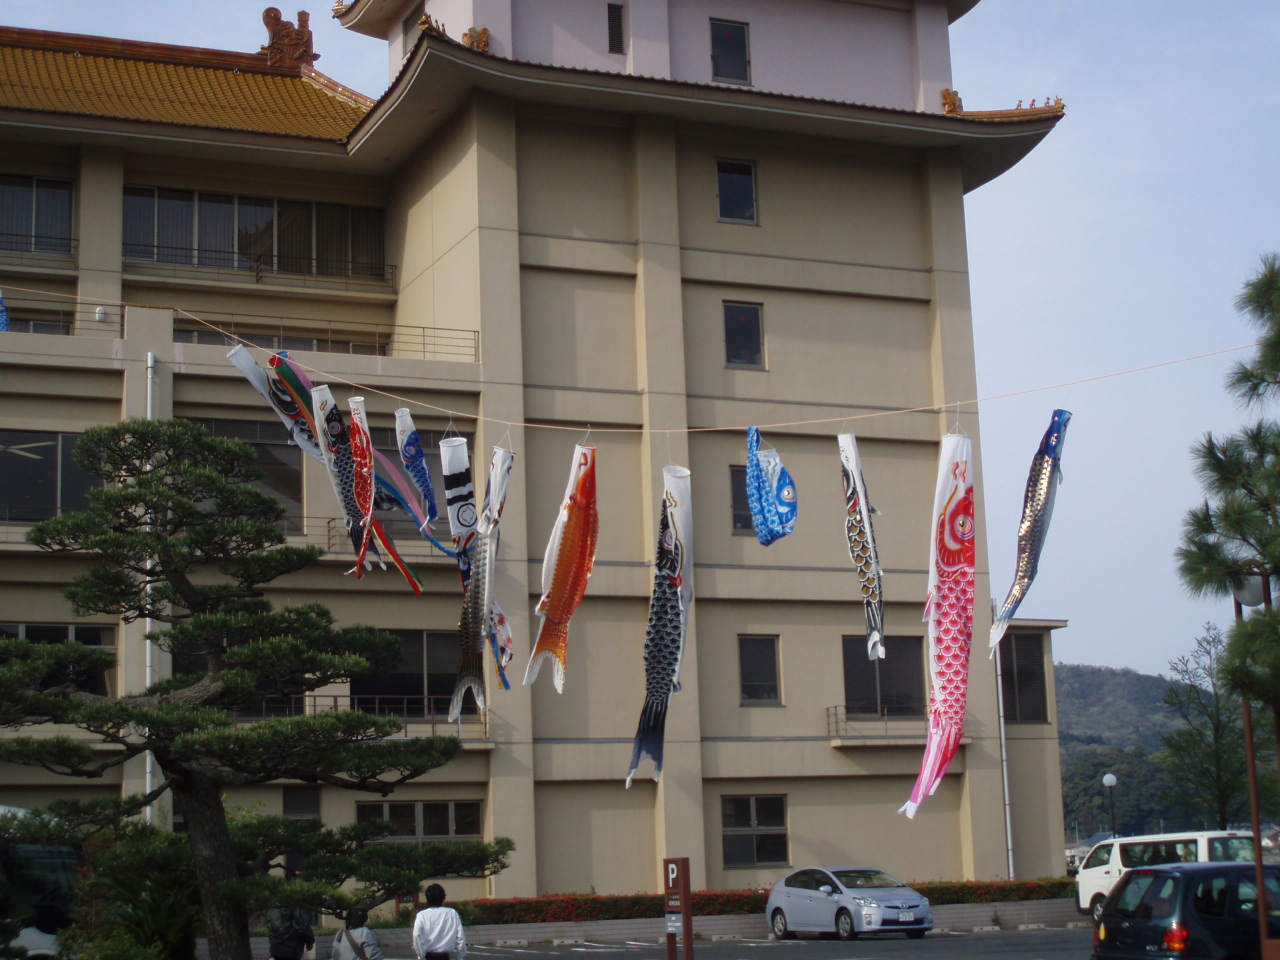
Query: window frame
0 175 74 253
738 634 781 706
709 18 751 84
0 622 114 698
723 300 765 369
354 799 483 842
842 635 926 718
721 794 788 868
0 429 97 524
999 632 1050 724
607 3 625 54
729 464 753 535
716 159 758 225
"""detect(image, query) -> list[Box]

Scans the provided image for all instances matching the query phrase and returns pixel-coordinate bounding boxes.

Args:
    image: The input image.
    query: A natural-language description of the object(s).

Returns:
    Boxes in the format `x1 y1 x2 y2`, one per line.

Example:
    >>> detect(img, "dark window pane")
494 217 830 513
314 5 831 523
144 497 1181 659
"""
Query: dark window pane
355 803 384 825
754 832 788 864
156 189 193 263
25 625 70 643
722 833 755 867
730 465 751 531
0 624 19 638
252 442 303 534
453 801 481 836
842 635 880 715
710 20 750 83
0 430 60 522
237 196 275 271
1002 634 1048 723
422 802 450 837
123 186 156 259
607 4 624 53
426 630 463 708
73 626 108 645
717 161 755 222
386 803 416 836
738 635 778 702
879 637 924 716
754 795 785 828
198 194 236 268
283 785 320 818
33 180 72 252
350 207 385 278
724 302 763 366
0 175 34 250
721 796 753 830
315 203 349 276
59 435 95 514
277 200 313 274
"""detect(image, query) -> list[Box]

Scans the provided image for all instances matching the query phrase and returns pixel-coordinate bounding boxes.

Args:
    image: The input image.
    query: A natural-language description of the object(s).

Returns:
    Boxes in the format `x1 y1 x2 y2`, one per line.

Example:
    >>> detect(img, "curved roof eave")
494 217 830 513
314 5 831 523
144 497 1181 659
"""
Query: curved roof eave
345 37 1060 192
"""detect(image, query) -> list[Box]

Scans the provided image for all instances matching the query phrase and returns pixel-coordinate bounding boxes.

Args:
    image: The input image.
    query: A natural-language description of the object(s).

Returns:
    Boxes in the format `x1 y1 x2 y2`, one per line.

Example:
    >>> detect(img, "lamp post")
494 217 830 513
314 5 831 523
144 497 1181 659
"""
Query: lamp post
1102 773 1117 836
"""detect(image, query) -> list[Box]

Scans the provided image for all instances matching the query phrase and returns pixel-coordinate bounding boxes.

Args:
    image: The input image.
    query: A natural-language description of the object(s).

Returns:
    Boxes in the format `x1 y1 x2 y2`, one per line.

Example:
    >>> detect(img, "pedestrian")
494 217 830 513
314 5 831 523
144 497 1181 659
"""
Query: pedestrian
267 868 316 960
332 907 384 960
412 883 467 960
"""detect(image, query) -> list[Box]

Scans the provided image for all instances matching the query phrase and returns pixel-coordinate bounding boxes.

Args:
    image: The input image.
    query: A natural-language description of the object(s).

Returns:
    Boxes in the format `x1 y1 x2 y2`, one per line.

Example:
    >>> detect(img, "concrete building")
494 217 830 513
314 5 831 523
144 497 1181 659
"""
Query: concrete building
0 0 1067 900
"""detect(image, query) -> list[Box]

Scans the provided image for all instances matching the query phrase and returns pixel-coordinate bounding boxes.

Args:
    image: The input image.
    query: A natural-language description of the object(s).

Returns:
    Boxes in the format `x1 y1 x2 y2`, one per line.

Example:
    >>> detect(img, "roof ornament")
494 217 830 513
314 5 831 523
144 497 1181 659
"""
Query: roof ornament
942 88 1065 119
418 14 449 39
260 7 321 69
941 88 963 115
461 27 492 54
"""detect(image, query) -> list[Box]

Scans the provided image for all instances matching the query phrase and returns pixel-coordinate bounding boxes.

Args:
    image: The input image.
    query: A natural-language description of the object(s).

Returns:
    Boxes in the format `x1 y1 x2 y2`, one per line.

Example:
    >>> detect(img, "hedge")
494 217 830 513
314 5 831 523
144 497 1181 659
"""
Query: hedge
446 879 1074 925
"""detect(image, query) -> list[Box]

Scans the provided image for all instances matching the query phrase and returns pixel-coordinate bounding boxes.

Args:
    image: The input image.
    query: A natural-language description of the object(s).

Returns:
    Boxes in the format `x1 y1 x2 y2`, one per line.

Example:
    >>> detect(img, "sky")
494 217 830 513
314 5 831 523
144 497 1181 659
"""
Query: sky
7 2 1280 676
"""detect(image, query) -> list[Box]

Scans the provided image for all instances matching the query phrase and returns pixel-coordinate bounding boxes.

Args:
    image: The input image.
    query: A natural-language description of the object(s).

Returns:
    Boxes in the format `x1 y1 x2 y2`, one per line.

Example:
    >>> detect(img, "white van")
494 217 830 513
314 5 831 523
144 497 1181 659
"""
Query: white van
1076 830 1253 920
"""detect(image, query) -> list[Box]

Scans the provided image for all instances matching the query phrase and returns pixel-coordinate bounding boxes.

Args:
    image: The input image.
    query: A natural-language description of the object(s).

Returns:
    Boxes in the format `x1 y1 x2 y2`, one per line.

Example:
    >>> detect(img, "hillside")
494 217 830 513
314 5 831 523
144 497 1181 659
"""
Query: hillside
1055 663 1181 755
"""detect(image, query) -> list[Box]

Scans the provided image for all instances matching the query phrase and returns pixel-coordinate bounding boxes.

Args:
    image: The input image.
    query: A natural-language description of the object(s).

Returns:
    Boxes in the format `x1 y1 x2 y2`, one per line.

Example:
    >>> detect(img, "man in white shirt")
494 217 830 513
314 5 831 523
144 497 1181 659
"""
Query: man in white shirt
412 883 467 960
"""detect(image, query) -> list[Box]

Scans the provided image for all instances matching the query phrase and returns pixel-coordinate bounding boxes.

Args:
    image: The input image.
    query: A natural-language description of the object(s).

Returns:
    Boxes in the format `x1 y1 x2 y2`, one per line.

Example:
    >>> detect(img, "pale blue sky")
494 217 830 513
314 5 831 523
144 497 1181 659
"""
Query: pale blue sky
7 2 1279 675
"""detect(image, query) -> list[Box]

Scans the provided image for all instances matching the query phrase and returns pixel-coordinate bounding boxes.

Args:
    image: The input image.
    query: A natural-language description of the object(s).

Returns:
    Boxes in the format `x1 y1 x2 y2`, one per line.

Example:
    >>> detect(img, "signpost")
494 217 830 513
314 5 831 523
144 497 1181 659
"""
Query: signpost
664 857 693 960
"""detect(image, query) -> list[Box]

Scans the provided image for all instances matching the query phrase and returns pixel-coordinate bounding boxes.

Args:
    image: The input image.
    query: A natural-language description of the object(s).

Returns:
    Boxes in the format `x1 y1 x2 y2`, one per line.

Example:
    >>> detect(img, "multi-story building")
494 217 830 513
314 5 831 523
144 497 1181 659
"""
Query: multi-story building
0 1 1067 899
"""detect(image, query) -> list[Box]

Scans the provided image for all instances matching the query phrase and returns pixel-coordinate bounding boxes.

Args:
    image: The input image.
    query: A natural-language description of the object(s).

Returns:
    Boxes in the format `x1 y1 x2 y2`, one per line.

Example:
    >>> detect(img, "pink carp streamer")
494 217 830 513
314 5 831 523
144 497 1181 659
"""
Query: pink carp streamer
900 434 975 819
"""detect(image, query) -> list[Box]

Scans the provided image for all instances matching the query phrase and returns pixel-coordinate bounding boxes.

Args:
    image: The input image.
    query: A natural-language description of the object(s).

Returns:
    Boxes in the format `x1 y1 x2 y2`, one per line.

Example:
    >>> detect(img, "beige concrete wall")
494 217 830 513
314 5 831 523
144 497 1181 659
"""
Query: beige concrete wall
534 780 657 894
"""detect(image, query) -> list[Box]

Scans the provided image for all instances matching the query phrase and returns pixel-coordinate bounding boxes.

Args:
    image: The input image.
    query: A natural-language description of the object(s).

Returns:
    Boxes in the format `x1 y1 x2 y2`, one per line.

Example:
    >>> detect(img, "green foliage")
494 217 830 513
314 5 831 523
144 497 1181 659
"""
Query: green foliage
0 873 31 960
1055 664 1183 757
1061 746 1193 838
1226 253 1280 406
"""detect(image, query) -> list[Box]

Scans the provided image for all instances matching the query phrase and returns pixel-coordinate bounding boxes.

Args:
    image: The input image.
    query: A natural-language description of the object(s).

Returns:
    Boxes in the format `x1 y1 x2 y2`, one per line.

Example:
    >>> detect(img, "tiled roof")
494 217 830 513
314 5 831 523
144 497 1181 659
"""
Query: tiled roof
0 28 369 141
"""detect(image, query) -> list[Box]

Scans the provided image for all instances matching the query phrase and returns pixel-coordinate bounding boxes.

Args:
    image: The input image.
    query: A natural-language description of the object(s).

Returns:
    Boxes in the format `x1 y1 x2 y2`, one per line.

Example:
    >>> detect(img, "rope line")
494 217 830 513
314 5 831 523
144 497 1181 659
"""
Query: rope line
1 282 1255 437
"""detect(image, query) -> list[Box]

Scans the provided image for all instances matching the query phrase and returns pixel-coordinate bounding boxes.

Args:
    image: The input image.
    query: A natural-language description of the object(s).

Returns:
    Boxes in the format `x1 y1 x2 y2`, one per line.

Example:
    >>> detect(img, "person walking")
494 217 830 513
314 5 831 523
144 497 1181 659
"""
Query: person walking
412 883 467 960
267 870 316 960
331 907 384 960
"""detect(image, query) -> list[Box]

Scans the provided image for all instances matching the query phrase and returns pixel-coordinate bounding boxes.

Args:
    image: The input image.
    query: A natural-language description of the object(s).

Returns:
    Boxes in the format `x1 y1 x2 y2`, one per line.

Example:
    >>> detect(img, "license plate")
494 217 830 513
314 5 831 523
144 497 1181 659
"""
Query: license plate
898 911 914 922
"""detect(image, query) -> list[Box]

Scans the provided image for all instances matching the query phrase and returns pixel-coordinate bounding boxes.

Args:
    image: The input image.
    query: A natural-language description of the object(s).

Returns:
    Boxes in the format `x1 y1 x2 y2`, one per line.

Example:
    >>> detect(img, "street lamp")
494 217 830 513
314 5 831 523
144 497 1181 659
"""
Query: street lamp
1102 773 1117 836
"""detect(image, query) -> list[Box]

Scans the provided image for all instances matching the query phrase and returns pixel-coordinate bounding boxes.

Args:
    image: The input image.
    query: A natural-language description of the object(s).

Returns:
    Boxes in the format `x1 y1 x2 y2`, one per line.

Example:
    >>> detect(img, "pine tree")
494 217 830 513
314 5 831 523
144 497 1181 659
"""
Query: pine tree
0 420 510 960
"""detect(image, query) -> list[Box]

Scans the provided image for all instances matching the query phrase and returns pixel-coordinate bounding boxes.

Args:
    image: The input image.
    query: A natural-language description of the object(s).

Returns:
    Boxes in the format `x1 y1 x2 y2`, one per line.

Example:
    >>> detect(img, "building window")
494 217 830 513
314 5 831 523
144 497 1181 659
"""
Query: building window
282 785 321 821
123 187 386 279
722 795 786 868
716 160 756 224
739 635 779 704
0 623 113 697
187 420 303 535
729 465 752 534
0 430 97 524
842 636 925 717
355 800 482 842
710 19 750 83
1000 633 1049 723
0 176 72 253
723 301 763 368
607 4 625 54
349 630 474 718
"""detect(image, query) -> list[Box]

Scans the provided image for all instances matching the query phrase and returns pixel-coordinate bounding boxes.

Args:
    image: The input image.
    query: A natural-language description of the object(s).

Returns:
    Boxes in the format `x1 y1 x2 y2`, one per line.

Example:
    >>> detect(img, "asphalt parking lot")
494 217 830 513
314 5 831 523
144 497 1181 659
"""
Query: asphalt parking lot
455 927 1094 960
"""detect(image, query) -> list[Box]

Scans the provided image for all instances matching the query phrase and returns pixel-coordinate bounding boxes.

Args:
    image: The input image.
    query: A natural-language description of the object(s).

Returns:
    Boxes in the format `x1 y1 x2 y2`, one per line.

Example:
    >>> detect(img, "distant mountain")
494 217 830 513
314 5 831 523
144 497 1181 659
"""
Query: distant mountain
1055 663 1182 756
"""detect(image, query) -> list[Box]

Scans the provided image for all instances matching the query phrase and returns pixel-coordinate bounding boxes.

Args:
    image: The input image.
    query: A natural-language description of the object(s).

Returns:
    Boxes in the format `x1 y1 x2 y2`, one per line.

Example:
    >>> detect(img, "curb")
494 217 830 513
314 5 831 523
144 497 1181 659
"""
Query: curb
971 925 1001 933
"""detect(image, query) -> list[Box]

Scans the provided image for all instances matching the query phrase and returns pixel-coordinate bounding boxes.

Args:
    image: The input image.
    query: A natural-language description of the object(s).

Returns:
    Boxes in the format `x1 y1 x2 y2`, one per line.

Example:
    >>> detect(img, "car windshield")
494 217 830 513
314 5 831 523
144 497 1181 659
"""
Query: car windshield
833 870 903 889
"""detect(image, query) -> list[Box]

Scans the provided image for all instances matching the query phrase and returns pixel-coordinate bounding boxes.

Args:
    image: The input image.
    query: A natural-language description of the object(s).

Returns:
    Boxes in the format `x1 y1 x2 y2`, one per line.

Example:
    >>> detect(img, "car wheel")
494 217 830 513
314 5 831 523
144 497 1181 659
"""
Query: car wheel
771 909 793 940
906 930 927 940
1091 895 1107 923
835 909 858 941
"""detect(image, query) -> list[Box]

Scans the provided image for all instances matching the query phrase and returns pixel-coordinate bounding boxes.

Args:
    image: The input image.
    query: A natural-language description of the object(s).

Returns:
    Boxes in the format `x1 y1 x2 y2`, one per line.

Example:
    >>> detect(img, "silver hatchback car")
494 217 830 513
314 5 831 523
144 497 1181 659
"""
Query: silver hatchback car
766 866 933 940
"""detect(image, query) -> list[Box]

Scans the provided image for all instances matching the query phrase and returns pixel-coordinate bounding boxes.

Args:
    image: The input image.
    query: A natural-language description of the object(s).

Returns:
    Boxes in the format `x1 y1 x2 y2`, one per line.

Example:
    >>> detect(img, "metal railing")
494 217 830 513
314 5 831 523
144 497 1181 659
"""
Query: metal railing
231 694 488 739
324 517 458 562
0 233 77 270
124 244 396 292
826 704 928 739
175 309 479 363
0 294 123 339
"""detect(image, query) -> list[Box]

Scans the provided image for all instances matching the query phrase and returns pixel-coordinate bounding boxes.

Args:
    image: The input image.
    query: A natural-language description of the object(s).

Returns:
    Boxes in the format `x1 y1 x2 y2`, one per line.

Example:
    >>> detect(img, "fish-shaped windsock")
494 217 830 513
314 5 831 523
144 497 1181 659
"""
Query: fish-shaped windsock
626 466 693 787
440 436 479 589
746 426 797 546
479 447 516 688
900 434 975 819
346 397 376 575
989 409 1071 653
838 433 885 659
524 444 598 693
448 446 516 721
394 408 440 526
228 346 323 463
0 289 9 332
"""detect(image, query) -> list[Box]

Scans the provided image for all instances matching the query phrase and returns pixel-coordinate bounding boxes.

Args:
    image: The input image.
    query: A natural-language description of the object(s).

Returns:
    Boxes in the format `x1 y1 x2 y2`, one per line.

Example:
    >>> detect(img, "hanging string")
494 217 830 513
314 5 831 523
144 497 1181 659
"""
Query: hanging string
1 281 1259 439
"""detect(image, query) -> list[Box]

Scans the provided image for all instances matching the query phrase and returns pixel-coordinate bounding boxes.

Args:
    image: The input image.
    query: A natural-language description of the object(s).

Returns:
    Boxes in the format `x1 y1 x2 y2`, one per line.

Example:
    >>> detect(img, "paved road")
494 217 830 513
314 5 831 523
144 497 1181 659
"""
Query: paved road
459 928 1094 960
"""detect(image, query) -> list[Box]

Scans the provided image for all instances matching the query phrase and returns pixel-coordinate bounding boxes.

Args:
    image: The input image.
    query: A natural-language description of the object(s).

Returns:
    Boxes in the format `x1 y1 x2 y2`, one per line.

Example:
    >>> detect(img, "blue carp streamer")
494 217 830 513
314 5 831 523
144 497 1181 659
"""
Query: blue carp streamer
745 426 797 546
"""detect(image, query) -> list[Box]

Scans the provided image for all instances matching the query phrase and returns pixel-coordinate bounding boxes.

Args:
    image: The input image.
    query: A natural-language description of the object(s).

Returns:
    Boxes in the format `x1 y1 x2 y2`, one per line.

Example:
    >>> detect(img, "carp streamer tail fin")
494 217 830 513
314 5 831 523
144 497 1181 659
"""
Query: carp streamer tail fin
625 695 670 788
898 714 963 819
448 650 486 722
865 604 885 660
523 620 569 692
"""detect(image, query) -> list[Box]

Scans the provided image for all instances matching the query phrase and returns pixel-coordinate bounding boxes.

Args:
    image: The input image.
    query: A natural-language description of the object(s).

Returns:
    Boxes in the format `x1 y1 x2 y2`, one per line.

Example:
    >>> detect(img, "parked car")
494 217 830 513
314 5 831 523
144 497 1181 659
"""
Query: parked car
1092 862 1280 960
1078 830 1254 921
765 866 933 940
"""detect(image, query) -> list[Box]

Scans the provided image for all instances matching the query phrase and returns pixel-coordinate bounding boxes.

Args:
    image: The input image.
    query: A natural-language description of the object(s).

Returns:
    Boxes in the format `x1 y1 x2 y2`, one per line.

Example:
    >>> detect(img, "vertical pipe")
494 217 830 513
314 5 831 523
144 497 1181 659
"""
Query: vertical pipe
994 622 1016 878
1237 597 1269 949
144 352 155 823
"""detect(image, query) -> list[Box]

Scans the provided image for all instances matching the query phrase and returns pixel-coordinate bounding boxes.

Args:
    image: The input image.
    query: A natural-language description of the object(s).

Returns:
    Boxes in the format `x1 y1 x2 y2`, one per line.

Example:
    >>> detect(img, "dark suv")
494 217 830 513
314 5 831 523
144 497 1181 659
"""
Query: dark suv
1092 862 1280 959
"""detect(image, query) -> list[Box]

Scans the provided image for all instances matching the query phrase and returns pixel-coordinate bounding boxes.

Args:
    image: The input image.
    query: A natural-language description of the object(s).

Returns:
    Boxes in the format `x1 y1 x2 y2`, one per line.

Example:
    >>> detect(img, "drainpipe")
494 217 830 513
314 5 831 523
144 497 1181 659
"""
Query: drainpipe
994 628 1016 879
144 352 155 823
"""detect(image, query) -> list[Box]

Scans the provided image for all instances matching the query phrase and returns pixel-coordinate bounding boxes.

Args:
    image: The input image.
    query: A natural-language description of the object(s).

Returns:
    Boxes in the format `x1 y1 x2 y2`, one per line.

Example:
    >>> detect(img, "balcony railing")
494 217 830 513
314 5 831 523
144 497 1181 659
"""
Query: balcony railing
176 310 479 363
231 695 489 739
0 233 78 270
124 244 396 293
0 295 122 339
826 705 928 740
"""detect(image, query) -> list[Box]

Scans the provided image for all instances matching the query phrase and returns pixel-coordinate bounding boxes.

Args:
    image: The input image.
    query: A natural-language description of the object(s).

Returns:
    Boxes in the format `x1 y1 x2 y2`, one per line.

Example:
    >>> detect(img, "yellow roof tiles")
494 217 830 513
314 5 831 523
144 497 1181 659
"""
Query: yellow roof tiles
0 32 368 141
